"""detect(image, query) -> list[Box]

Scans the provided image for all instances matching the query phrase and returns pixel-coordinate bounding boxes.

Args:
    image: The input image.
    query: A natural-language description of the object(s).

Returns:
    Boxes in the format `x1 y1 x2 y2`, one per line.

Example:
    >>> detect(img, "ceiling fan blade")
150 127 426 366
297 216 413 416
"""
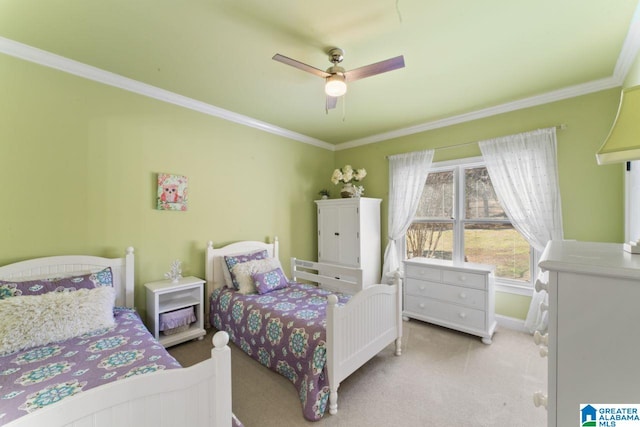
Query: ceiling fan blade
326 95 338 110
272 54 330 78
345 55 405 82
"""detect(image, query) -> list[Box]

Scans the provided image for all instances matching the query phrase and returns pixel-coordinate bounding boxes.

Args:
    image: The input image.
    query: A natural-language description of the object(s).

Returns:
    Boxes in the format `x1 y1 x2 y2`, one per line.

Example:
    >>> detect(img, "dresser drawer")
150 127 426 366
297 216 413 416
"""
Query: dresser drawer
405 278 486 310
442 270 487 290
405 296 486 331
404 263 442 281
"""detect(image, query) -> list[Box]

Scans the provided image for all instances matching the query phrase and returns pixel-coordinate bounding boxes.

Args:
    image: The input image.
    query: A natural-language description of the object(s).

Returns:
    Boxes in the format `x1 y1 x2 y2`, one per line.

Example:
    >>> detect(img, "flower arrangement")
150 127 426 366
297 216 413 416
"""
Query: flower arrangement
331 165 367 185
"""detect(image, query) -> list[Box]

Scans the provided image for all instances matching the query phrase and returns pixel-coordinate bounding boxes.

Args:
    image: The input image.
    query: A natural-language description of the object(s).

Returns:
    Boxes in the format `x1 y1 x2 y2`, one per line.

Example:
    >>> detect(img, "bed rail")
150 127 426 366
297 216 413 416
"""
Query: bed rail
290 258 364 295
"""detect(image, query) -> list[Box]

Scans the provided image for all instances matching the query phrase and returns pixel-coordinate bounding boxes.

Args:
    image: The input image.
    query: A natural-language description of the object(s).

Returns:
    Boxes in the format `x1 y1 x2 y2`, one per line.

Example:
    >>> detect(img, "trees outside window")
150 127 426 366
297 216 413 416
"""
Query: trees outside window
405 159 532 286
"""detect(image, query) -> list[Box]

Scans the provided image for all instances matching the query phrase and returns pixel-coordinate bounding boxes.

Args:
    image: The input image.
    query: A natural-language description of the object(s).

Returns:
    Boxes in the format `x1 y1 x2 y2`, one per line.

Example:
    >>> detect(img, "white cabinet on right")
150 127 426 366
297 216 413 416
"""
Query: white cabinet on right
538 240 640 427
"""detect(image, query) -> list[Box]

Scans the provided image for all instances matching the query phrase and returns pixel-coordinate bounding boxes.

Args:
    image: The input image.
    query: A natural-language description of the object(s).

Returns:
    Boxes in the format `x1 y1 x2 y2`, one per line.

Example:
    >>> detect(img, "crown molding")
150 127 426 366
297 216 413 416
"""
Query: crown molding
614 1 640 82
335 76 621 150
0 36 335 152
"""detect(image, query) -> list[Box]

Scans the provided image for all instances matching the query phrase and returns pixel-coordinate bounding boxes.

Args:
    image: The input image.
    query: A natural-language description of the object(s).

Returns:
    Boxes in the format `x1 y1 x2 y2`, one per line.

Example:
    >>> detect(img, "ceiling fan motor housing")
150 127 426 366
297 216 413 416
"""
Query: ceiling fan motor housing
326 65 346 75
328 48 345 64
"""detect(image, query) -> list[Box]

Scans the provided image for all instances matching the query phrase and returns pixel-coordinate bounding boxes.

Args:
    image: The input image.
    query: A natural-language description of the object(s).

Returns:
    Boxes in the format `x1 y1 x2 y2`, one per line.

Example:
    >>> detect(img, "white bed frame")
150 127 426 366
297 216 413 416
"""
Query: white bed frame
205 238 402 415
0 248 233 427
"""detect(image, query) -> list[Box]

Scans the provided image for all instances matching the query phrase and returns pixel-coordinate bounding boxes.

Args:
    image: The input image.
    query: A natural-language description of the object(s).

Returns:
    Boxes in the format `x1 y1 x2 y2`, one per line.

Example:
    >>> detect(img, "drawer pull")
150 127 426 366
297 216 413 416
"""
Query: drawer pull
459 275 467 282
419 285 426 291
533 331 548 346
532 391 548 409
419 303 425 309
458 312 467 319
538 346 548 358
459 292 467 299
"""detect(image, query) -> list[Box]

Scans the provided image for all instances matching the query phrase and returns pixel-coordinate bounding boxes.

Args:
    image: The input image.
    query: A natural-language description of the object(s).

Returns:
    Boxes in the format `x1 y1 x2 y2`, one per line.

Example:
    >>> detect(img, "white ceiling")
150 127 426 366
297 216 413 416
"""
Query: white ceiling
0 0 639 148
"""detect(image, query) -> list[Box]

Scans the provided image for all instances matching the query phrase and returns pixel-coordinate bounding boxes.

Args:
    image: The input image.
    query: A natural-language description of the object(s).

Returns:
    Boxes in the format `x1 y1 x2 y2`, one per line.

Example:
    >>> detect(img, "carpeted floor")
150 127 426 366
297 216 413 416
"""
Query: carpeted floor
169 320 547 427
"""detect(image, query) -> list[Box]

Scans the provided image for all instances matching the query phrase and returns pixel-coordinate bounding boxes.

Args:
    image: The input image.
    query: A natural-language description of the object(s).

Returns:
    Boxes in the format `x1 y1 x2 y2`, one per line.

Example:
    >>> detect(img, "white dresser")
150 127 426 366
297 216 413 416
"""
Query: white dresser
315 197 381 286
536 241 640 427
403 258 496 344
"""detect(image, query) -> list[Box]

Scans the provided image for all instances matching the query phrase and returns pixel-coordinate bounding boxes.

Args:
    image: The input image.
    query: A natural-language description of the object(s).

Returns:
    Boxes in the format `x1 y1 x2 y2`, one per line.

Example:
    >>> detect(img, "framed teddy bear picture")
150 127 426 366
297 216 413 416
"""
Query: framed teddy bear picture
156 173 188 211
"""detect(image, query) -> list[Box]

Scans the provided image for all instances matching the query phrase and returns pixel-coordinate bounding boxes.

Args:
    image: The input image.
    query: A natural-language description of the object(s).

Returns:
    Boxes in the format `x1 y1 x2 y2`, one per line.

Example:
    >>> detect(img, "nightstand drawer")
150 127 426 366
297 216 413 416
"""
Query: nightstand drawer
442 270 487 290
404 263 442 281
405 278 485 310
405 296 485 331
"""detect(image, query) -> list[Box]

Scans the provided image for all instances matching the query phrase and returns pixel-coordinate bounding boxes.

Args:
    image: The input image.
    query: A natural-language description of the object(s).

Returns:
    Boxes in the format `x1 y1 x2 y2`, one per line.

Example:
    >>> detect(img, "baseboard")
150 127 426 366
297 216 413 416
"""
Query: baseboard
496 314 529 333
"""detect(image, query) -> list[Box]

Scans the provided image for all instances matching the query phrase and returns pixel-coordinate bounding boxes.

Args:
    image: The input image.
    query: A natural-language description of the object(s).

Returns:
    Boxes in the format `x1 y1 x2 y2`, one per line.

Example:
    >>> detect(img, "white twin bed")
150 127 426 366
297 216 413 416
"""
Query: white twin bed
0 248 234 427
205 237 402 420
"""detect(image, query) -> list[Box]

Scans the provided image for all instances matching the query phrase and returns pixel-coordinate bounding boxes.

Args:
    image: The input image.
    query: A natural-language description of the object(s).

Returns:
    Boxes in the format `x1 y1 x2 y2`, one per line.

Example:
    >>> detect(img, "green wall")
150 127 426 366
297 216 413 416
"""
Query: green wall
0 54 333 318
1 48 628 323
332 88 625 319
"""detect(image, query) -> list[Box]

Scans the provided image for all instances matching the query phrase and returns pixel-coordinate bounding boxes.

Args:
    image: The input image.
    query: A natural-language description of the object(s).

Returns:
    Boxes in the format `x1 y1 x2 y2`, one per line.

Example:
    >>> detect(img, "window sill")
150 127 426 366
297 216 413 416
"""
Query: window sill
494 281 534 297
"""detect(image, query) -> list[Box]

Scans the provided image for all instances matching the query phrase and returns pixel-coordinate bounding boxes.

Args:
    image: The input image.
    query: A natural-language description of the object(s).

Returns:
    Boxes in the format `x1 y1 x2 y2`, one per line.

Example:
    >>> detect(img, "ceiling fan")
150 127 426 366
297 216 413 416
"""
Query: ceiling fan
272 48 405 109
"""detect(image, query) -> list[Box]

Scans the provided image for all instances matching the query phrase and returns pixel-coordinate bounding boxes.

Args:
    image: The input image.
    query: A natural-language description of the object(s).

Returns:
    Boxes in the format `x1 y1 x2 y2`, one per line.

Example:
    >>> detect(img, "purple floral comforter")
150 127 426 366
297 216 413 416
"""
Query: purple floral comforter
210 283 351 421
0 307 182 426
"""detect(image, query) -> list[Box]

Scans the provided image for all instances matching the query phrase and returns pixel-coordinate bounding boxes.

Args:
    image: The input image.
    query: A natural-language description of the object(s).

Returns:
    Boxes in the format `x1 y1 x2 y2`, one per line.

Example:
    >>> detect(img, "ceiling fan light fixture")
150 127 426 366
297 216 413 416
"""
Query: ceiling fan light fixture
325 74 347 97
272 49 404 108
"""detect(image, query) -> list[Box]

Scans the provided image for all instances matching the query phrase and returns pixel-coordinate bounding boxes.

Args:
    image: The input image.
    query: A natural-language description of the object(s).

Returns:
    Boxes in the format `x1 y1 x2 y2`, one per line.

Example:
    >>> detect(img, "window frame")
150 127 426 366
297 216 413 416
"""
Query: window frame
403 156 537 296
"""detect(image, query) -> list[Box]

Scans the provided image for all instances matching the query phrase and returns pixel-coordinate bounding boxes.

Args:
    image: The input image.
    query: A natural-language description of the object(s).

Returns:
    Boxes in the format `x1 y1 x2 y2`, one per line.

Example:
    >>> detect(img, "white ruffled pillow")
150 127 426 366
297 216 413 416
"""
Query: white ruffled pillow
0 286 115 356
222 249 269 289
230 258 286 295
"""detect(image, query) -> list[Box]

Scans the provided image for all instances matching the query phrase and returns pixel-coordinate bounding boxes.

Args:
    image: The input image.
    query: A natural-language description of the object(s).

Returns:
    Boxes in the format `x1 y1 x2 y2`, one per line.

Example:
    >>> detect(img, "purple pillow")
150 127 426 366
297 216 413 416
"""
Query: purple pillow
0 267 113 300
224 250 268 289
252 268 289 295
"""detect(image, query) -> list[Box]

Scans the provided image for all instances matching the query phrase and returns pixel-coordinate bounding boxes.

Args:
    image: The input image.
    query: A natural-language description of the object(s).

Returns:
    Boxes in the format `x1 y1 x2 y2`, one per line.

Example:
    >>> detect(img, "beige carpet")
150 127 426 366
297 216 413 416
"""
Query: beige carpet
169 320 547 427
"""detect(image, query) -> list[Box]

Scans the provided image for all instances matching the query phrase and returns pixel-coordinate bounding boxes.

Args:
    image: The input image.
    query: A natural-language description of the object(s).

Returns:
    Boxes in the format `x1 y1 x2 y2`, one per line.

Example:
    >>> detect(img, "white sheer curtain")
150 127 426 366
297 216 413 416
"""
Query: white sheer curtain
478 127 563 333
381 150 434 282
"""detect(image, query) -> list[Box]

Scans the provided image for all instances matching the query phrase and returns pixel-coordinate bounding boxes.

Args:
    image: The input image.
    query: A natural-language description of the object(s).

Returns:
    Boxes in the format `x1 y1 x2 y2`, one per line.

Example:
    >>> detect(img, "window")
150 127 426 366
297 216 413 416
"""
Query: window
405 157 534 291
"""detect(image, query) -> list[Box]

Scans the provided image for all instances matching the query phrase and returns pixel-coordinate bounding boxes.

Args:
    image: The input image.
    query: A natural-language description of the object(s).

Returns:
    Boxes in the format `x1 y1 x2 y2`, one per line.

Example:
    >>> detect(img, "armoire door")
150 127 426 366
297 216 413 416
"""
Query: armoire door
318 203 360 267
318 204 341 264
337 204 359 267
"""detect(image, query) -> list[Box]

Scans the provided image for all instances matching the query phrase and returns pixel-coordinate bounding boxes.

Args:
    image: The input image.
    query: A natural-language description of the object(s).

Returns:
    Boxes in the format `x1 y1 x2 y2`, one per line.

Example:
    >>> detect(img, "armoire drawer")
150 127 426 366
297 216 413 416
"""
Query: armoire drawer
404 295 486 331
405 278 486 310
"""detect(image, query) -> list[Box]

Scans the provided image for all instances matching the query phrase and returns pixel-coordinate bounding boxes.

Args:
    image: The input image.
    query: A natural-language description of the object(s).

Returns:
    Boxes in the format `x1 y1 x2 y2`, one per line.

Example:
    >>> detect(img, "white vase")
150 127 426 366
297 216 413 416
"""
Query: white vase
341 183 355 198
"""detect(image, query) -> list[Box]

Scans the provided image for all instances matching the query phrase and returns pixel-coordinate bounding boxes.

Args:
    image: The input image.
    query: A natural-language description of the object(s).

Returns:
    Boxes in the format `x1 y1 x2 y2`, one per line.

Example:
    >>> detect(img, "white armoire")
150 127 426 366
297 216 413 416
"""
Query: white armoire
315 197 381 286
536 240 640 427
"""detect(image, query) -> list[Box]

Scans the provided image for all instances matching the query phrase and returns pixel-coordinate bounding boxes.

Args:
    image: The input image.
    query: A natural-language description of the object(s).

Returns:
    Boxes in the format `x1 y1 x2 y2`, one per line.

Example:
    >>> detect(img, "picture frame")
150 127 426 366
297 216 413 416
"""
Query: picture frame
157 173 188 211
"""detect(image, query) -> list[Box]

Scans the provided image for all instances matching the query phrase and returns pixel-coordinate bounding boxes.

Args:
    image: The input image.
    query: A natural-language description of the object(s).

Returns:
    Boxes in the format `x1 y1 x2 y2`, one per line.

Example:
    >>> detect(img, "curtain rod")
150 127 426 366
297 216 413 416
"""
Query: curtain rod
385 124 567 158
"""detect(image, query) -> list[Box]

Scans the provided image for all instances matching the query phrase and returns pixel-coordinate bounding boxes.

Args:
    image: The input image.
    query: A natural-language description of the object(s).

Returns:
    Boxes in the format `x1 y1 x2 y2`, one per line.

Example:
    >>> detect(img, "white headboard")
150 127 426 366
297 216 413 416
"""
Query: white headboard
0 248 135 308
205 238 278 324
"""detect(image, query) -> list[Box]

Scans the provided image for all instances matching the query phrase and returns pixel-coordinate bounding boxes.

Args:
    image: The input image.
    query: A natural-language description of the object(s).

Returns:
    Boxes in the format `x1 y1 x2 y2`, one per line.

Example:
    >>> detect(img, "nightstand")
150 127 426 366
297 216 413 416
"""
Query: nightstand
145 276 206 348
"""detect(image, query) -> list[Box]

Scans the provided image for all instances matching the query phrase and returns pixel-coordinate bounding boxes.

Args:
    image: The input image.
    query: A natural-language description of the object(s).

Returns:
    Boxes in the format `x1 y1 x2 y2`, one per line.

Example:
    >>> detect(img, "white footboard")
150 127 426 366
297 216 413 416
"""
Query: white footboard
7 332 233 427
326 272 403 415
